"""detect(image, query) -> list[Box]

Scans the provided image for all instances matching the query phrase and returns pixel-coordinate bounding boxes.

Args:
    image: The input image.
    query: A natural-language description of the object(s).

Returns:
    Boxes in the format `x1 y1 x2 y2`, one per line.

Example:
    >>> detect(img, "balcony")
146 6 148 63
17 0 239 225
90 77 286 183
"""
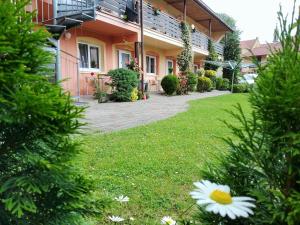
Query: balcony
29 0 223 55
143 2 223 55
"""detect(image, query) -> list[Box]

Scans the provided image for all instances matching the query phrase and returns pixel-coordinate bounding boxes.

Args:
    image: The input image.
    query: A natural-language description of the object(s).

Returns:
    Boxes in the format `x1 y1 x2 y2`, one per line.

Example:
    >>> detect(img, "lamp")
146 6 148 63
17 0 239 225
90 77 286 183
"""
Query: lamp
191 24 196 32
64 31 72 40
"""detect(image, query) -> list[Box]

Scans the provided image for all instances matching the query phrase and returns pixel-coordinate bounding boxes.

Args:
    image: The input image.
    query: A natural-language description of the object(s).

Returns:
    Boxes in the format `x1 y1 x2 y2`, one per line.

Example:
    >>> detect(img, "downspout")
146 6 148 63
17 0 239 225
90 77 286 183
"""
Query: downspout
139 0 145 95
53 0 62 83
183 0 187 22
208 19 212 37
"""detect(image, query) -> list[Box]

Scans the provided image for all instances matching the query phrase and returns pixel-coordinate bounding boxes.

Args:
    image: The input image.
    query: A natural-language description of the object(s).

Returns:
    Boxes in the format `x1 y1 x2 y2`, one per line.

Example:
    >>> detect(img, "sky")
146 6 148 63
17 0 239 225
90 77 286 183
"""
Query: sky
205 0 297 43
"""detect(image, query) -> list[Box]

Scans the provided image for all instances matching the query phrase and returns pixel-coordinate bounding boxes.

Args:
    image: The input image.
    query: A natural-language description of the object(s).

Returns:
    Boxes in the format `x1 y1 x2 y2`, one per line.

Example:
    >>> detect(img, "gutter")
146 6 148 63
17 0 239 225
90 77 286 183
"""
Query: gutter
193 0 234 32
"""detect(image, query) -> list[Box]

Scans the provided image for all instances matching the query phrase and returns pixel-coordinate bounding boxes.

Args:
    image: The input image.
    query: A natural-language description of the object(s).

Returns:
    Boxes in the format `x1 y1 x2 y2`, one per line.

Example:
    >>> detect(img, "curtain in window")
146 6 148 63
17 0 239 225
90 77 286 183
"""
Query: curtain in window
79 43 88 68
90 46 99 69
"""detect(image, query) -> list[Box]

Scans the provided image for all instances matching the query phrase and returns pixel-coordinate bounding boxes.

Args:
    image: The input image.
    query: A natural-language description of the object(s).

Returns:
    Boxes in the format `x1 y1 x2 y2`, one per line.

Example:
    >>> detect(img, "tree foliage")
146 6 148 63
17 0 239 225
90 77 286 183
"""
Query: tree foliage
177 22 192 73
218 13 241 81
204 40 219 71
0 1 104 224
177 22 192 94
195 5 300 225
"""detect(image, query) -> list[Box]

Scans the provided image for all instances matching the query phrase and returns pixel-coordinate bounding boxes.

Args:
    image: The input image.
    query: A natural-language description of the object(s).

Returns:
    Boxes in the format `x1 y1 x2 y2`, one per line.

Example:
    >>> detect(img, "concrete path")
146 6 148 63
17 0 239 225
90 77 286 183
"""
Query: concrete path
80 90 230 133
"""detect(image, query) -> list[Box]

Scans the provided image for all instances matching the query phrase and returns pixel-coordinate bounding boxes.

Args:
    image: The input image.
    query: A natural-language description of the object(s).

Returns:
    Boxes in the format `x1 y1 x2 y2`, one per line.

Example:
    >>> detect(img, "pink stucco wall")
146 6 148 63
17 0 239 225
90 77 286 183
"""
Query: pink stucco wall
59 18 139 96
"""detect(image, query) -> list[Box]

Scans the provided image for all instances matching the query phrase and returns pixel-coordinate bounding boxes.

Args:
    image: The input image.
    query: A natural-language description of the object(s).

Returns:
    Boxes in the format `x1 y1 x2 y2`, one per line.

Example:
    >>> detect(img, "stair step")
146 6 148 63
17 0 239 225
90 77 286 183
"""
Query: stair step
45 24 66 34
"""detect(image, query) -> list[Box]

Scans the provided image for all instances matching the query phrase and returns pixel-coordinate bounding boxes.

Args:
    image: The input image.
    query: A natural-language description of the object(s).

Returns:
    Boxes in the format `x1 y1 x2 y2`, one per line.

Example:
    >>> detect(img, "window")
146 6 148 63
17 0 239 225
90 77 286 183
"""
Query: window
118 50 131 69
146 55 156 74
166 59 173 74
78 43 100 70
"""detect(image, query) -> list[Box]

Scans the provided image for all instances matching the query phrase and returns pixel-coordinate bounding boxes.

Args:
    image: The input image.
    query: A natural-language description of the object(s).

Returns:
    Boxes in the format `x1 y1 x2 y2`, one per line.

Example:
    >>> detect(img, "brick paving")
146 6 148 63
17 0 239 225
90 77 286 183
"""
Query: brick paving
80 90 230 133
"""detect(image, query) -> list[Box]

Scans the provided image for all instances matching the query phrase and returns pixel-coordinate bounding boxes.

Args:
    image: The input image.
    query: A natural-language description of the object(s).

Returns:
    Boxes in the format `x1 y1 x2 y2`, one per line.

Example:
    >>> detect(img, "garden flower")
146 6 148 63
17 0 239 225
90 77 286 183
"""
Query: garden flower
108 216 125 223
190 180 256 219
161 216 176 225
115 195 129 203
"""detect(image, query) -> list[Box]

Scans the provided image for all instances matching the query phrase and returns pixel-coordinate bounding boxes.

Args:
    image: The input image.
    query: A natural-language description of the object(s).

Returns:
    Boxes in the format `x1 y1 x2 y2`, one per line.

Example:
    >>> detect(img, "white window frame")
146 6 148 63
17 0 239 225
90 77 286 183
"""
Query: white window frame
78 42 101 72
118 50 131 69
146 55 156 75
166 59 174 75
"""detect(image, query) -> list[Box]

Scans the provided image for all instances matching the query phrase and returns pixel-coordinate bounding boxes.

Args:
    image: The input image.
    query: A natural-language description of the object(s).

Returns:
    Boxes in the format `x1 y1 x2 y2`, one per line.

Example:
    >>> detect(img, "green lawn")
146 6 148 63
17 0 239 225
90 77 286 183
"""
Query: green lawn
77 94 251 224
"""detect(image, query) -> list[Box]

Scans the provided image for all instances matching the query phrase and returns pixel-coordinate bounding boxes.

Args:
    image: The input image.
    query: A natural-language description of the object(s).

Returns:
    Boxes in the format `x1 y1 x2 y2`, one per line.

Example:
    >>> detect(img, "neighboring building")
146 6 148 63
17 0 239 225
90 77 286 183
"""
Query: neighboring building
240 38 281 74
27 0 232 96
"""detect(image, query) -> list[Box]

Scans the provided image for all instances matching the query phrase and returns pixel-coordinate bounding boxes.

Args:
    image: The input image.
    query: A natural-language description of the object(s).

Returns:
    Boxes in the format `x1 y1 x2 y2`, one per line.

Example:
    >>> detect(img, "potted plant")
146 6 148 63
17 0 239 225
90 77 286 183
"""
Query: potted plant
153 7 161 16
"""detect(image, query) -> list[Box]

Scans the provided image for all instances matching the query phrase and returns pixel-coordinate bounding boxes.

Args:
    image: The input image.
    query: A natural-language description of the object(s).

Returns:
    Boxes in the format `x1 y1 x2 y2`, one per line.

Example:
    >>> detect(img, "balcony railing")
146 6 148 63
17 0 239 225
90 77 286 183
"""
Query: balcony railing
191 29 209 52
143 2 223 55
214 42 224 55
143 3 182 40
96 0 128 17
29 0 224 55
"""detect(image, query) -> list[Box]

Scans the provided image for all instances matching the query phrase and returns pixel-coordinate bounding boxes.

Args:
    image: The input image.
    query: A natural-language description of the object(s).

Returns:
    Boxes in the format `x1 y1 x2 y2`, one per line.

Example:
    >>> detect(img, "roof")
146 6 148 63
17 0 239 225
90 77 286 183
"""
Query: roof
164 0 233 33
242 41 282 57
240 39 258 49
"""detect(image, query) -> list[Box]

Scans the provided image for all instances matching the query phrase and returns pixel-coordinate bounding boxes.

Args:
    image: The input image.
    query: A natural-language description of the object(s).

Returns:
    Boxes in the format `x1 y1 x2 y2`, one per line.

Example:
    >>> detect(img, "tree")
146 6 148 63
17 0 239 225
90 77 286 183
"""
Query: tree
195 6 300 225
218 13 241 81
0 1 103 224
204 40 219 71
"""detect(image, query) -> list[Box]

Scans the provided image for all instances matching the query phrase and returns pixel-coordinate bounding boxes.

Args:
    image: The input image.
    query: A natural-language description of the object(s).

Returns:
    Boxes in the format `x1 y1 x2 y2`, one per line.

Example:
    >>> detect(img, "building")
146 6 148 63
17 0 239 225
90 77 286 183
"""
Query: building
27 0 232 96
240 38 281 74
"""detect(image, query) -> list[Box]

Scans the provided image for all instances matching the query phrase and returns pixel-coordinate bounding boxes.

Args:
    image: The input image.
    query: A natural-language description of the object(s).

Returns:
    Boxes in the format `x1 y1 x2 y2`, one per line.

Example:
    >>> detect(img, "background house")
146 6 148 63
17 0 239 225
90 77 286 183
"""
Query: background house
240 37 281 74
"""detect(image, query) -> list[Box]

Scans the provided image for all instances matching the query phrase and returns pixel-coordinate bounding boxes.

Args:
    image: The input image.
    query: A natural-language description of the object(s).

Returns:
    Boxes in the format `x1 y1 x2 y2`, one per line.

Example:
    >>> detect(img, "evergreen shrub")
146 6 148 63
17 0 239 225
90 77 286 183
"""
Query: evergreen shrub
195 6 300 225
161 75 179 95
197 77 212 92
0 1 104 224
108 68 138 102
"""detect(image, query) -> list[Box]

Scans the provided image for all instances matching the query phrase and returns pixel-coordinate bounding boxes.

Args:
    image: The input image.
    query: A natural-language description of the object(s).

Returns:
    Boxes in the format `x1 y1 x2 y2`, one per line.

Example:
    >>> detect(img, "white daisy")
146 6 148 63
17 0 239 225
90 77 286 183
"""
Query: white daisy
114 195 129 203
108 215 125 223
190 180 256 220
161 216 176 225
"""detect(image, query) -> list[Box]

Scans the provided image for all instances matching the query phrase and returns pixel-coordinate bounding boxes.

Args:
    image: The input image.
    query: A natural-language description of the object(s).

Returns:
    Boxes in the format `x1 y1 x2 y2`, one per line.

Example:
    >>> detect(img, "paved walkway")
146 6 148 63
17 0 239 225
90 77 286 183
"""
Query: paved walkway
80 90 230 133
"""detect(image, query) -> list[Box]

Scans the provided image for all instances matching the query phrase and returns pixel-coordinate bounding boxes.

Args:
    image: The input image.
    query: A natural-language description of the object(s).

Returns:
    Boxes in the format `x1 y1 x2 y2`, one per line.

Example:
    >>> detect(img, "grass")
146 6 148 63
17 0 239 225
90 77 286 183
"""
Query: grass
76 93 251 224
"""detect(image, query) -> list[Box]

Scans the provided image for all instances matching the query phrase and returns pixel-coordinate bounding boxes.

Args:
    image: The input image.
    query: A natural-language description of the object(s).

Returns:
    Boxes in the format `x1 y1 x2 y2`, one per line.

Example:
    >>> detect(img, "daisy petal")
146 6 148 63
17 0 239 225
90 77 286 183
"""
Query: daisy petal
233 196 255 202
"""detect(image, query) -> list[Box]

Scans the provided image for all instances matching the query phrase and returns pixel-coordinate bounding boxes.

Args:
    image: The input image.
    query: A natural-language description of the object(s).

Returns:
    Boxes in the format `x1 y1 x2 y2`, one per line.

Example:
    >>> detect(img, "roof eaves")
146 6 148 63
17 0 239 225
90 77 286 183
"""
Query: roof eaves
193 0 234 32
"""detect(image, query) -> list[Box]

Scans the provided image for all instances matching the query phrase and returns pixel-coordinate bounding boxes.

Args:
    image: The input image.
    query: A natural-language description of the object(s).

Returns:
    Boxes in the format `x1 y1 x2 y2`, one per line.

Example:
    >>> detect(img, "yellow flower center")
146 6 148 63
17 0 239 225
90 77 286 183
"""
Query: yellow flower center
210 190 233 205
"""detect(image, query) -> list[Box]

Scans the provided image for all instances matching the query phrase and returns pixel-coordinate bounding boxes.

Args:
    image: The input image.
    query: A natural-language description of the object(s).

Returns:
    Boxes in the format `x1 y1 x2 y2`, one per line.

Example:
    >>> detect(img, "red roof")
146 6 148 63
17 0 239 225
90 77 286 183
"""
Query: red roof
241 40 282 57
240 39 258 49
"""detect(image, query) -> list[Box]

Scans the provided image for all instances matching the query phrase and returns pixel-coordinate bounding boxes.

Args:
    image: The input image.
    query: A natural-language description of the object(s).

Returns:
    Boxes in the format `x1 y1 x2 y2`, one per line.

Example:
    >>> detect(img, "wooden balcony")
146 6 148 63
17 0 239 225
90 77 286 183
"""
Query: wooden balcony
29 0 224 55
143 2 224 55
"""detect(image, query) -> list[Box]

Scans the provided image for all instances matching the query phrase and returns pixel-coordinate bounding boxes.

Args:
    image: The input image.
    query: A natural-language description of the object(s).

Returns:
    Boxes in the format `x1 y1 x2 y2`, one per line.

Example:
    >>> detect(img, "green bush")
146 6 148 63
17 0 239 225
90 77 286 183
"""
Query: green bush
195 7 300 225
205 70 217 89
131 87 138 102
204 70 217 78
216 77 230 90
197 68 205 77
0 1 103 224
187 72 198 91
222 78 230 90
108 68 138 102
232 83 248 93
197 77 212 92
161 75 179 95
